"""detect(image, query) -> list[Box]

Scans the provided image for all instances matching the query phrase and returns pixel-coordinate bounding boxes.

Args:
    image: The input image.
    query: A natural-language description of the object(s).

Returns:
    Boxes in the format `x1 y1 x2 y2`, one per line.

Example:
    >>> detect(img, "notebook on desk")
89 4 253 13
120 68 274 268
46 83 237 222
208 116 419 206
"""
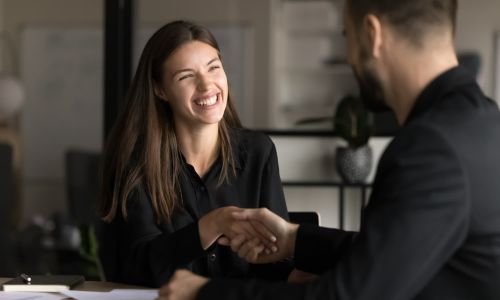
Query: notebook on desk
2 275 85 292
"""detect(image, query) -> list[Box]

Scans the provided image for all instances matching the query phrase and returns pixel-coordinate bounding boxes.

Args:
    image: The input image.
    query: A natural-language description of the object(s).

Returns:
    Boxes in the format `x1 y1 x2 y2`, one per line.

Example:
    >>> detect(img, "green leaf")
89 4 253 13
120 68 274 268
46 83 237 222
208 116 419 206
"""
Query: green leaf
334 95 373 148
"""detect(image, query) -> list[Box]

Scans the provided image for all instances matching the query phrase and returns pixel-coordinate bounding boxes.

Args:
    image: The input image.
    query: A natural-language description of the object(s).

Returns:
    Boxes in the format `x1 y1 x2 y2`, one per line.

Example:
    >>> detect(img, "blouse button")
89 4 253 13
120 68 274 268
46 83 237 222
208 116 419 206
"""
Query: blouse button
200 186 206 192
209 253 217 262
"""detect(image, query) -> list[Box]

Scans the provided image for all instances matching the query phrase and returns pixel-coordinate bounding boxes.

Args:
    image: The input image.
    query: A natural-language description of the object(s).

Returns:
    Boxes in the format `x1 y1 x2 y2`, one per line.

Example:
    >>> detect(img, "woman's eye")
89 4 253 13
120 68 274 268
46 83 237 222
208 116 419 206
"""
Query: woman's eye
209 65 220 71
178 74 193 81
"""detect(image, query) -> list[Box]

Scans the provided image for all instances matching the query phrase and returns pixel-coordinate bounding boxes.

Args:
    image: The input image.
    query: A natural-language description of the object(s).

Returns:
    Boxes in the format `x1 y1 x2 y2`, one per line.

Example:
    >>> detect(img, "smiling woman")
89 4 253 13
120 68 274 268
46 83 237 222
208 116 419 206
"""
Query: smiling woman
155 41 229 130
97 20 292 287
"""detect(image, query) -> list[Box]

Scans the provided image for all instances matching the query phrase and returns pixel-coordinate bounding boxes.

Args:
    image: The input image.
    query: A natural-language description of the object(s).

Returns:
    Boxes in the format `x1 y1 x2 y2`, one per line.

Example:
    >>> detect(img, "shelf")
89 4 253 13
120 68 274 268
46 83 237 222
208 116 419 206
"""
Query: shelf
282 180 372 187
258 128 395 138
282 179 372 230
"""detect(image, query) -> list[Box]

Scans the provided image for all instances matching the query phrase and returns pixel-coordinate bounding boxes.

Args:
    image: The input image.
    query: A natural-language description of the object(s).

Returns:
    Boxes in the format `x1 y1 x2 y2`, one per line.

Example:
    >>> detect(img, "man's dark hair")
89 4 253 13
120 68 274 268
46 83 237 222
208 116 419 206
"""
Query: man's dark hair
347 0 458 46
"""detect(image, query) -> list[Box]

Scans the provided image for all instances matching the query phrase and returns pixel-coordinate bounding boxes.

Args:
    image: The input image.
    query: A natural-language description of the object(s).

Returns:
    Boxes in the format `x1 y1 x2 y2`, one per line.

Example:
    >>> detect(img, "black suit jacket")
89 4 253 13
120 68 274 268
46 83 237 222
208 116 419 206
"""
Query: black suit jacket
200 67 500 299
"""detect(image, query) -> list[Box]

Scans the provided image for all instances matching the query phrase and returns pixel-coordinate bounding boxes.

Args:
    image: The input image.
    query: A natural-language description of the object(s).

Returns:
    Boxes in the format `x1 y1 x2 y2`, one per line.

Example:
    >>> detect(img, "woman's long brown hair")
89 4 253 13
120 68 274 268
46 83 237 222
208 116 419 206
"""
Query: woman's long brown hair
98 20 242 223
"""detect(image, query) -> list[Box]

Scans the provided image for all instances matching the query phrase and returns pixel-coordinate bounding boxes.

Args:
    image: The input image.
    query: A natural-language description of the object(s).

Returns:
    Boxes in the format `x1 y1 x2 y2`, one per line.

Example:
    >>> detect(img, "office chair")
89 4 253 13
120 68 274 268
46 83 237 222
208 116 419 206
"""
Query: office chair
65 149 107 280
0 142 18 276
0 143 15 226
289 211 320 226
65 150 101 226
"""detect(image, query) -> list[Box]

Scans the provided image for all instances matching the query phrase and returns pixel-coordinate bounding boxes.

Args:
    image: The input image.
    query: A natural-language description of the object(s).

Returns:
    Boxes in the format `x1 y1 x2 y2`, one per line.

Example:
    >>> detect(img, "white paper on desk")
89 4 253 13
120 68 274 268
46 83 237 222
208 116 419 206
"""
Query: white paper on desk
0 291 66 300
61 289 157 300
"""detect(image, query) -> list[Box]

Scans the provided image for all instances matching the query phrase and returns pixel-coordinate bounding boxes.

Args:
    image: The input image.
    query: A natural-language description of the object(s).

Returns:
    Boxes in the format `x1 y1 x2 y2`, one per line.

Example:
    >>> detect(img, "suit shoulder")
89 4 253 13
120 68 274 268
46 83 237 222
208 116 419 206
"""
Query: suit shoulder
382 121 457 167
390 121 451 150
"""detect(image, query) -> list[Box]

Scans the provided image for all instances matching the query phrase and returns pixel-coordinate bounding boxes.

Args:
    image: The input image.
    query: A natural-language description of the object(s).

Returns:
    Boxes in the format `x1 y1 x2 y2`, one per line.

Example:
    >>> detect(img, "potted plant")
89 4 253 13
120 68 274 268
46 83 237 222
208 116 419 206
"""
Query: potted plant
334 95 373 183
297 95 374 183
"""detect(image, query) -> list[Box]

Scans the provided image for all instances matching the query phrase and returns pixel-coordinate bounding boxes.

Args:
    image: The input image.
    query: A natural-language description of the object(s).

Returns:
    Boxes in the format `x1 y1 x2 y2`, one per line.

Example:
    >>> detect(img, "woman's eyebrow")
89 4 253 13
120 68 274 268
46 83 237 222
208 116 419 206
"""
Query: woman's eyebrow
171 58 220 78
172 68 193 78
207 57 220 65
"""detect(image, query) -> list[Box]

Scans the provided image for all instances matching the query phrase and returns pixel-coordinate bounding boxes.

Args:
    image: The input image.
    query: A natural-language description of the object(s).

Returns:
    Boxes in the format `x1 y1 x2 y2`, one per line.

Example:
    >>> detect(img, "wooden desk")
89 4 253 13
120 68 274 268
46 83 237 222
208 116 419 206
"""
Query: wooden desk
0 277 151 292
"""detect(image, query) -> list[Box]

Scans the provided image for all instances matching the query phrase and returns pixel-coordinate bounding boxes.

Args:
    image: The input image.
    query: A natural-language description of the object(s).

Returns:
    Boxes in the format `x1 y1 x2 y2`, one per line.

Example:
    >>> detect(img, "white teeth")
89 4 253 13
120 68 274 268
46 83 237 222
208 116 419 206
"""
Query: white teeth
196 95 217 106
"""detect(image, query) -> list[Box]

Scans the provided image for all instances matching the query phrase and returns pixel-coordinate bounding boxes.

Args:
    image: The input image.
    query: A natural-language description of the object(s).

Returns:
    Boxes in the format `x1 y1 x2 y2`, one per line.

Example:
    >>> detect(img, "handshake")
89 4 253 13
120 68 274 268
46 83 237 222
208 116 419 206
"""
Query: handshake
159 207 320 300
198 206 299 264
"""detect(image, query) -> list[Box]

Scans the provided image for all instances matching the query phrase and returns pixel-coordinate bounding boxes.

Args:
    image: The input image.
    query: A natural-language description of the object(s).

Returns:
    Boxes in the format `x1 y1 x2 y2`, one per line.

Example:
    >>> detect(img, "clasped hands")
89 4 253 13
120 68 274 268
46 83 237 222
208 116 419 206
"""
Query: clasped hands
158 207 313 300
214 207 298 263
196 206 298 263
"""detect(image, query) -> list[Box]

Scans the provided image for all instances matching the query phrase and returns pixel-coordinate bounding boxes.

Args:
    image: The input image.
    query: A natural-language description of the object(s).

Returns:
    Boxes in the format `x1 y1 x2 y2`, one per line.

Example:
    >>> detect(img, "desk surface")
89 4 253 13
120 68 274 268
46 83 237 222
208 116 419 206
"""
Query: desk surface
0 277 152 292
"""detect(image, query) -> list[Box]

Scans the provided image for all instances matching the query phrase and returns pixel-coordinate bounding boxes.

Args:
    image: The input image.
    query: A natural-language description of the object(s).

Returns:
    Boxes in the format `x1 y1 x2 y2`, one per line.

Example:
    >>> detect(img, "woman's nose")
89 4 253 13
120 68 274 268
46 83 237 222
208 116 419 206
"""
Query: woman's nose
196 74 211 91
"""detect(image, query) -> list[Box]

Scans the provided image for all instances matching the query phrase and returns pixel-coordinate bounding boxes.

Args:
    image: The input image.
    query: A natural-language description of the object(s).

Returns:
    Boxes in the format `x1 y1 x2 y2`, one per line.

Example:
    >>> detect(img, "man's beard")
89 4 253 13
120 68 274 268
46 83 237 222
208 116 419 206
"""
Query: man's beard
352 39 391 113
353 67 391 113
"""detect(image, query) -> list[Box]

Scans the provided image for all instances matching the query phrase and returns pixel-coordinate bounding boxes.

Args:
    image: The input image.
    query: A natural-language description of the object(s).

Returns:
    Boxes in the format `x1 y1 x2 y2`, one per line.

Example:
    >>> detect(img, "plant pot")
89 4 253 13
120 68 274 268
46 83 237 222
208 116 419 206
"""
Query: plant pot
335 145 373 183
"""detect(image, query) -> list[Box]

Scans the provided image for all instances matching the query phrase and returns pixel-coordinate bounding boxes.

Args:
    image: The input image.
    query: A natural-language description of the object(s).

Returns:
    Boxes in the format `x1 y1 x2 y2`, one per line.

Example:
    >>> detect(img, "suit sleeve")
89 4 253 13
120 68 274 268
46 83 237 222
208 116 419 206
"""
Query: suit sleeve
198 124 469 300
294 225 356 274
116 186 205 287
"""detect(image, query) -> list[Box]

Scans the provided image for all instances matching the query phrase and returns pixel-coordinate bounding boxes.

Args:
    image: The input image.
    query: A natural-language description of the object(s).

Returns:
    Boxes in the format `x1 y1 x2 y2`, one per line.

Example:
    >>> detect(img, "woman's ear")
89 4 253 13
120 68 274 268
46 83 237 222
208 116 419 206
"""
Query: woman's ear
154 85 168 102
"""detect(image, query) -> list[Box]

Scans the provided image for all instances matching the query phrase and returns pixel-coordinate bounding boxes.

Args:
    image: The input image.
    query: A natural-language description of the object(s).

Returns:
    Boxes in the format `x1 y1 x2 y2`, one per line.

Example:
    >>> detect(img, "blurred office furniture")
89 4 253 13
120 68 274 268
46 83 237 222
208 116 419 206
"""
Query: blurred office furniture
0 126 22 229
0 31 25 128
64 149 104 280
284 180 370 230
98 219 118 282
0 142 18 276
0 33 25 221
289 211 320 226
65 150 101 226
265 130 377 230
0 143 15 229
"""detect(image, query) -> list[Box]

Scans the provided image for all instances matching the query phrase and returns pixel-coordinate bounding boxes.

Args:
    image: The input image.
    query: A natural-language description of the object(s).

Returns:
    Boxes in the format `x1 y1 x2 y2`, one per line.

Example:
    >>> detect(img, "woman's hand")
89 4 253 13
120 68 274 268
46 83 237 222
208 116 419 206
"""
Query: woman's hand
218 208 299 264
198 206 277 250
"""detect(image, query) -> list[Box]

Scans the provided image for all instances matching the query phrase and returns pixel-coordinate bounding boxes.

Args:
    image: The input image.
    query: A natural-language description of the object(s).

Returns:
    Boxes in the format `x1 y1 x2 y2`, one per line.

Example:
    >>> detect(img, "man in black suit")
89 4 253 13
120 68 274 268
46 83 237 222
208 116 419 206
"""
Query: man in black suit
158 0 500 299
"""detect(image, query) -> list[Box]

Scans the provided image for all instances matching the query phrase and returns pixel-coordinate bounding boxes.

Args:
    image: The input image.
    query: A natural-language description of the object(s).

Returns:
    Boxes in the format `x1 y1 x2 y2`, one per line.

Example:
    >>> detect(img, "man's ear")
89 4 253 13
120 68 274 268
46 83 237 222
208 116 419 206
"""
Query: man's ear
364 14 383 59
154 85 168 102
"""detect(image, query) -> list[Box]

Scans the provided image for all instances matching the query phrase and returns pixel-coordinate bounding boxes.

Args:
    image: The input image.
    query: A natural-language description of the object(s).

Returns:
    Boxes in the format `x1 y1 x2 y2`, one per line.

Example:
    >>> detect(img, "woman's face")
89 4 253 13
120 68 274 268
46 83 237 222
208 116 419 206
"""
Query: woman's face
156 40 228 129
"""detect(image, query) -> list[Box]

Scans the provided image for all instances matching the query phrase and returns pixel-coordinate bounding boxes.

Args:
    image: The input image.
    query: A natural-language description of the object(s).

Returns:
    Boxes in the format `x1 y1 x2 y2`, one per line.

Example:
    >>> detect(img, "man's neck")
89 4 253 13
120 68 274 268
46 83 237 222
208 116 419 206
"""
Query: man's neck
385 43 459 125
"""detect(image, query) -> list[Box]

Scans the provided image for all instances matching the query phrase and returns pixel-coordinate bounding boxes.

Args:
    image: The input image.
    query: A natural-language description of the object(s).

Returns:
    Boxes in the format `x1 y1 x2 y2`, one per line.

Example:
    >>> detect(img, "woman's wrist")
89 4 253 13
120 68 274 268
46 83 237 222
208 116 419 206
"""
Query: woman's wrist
198 212 222 250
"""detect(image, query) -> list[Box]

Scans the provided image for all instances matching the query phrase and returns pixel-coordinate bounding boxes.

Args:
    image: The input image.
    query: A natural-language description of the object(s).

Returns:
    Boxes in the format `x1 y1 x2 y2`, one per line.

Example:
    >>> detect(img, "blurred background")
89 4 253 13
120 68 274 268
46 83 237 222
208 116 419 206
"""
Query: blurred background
0 0 499 279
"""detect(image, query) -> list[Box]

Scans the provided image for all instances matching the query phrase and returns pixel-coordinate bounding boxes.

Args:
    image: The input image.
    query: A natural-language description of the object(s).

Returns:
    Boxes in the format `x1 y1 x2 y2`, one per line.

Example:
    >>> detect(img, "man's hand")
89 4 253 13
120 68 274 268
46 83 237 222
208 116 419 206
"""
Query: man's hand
157 269 209 300
198 206 277 250
218 208 300 264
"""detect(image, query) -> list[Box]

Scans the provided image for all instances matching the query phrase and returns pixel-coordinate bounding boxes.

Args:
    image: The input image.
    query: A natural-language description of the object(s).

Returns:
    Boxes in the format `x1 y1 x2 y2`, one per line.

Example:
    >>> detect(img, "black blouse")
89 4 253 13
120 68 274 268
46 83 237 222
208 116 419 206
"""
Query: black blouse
107 129 291 287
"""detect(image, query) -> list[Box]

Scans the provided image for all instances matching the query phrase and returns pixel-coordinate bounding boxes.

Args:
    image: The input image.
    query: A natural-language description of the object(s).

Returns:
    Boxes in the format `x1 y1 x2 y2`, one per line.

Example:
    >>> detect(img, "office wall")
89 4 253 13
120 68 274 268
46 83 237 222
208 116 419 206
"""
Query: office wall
1 0 103 225
455 0 500 98
0 0 499 228
136 0 272 127
2 0 499 111
0 0 275 226
0 0 4 71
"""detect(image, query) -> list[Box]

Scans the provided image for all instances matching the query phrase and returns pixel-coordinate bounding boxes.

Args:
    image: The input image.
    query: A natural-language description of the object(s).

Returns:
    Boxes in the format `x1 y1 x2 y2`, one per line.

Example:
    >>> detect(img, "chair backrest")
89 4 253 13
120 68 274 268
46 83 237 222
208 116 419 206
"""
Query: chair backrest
289 211 320 226
96 218 118 282
0 143 14 228
0 142 17 276
65 150 101 226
